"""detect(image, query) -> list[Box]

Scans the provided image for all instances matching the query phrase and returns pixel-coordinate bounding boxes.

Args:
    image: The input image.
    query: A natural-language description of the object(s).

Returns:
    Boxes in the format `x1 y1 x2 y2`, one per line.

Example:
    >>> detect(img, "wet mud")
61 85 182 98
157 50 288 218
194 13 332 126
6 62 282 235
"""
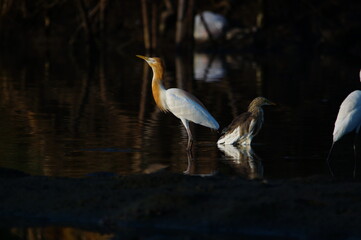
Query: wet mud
0 167 360 239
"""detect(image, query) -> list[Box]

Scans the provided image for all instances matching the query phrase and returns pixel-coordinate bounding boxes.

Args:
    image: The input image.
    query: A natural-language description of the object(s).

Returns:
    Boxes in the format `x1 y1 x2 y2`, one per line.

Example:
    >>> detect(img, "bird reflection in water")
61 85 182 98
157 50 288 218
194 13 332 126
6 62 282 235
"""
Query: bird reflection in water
218 144 263 179
194 53 226 82
183 151 217 176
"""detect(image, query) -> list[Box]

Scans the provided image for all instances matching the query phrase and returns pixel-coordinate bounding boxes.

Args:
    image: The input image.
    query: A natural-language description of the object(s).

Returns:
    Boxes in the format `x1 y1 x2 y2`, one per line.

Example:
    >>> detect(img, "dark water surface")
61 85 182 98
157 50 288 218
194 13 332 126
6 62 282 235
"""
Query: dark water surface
0 46 360 179
2 227 113 240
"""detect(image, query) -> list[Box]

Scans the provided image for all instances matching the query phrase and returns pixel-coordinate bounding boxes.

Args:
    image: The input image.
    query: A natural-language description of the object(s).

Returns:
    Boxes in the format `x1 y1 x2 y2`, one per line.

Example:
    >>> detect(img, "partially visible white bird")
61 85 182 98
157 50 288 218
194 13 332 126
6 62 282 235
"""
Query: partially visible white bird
136 55 219 151
327 90 361 176
194 11 227 43
333 90 361 142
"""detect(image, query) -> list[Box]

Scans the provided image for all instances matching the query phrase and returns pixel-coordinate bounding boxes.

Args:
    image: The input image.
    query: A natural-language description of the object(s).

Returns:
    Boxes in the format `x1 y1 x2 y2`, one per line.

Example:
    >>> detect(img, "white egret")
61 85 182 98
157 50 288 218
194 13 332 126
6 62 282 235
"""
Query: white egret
327 90 361 176
136 55 219 151
194 11 228 43
217 97 275 146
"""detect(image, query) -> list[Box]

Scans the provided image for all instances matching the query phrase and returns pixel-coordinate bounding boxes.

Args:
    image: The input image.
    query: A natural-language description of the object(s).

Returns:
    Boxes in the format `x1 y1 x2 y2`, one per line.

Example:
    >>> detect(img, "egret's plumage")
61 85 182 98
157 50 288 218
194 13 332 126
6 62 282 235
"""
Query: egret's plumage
328 67 361 176
137 55 219 150
327 90 361 177
333 90 361 142
217 97 274 145
165 88 219 129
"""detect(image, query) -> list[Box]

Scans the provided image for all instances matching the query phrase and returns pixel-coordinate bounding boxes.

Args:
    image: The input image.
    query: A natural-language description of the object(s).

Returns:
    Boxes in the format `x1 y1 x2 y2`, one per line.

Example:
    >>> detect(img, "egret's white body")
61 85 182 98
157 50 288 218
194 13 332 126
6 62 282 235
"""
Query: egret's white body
165 88 219 129
328 90 361 176
333 90 361 142
137 55 219 150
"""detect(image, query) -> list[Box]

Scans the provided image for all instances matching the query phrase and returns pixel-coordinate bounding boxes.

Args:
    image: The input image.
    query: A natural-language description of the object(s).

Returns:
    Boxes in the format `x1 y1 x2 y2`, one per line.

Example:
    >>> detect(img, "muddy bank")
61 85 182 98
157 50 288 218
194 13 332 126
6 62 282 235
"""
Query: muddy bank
0 168 360 239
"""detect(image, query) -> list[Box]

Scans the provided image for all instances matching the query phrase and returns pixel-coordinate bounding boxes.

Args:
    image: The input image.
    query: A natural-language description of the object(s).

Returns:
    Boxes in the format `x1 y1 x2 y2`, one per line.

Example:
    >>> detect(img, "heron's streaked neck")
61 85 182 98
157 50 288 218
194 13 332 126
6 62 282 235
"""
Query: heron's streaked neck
150 64 167 111
248 105 263 115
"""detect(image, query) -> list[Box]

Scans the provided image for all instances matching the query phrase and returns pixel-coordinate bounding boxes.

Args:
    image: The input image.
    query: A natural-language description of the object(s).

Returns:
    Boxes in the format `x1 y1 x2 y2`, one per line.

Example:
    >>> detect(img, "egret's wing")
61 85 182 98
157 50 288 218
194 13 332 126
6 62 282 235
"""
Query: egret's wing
165 88 219 129
333 90 361 142
335 91 361 127
333 109 361 142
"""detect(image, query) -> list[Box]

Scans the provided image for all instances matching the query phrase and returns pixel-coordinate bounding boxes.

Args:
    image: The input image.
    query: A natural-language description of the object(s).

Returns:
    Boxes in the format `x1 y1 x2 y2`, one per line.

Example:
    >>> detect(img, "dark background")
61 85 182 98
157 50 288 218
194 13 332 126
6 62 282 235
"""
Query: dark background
1 0 361 57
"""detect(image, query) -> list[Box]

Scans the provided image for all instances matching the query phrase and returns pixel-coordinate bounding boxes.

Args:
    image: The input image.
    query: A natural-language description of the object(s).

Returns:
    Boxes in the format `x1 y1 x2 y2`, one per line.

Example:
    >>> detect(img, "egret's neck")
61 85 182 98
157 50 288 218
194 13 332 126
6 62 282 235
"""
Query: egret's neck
150 64 167 111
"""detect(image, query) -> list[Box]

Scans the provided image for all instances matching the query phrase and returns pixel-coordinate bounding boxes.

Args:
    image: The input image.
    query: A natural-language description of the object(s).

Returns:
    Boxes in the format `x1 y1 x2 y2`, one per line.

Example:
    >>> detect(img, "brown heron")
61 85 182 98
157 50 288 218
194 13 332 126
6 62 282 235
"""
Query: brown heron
217 97 275 145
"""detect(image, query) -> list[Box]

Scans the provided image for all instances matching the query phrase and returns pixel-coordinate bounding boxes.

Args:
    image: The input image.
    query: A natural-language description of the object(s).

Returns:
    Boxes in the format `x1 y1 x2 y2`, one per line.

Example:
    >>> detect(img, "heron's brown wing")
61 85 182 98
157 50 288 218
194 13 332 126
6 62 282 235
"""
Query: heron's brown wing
221 112 252 135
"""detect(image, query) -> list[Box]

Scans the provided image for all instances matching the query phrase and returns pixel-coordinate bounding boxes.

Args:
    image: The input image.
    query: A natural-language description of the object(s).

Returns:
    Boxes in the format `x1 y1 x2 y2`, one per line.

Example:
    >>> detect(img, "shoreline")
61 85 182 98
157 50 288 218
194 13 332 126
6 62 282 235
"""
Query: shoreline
0 168 360 239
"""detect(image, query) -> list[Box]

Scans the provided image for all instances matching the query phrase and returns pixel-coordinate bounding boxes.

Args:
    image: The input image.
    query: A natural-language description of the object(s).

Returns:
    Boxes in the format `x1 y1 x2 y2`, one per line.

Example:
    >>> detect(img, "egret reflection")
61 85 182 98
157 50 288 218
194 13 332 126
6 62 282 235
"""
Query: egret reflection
194 11 228 43
184 151 217 176
218 144 263 179
194 53 226 82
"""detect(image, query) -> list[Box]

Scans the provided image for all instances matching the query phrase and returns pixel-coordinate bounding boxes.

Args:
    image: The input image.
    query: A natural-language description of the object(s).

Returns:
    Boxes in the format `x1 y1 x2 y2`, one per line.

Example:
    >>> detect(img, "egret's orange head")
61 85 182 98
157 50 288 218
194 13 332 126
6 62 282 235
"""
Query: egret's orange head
136 55 163 68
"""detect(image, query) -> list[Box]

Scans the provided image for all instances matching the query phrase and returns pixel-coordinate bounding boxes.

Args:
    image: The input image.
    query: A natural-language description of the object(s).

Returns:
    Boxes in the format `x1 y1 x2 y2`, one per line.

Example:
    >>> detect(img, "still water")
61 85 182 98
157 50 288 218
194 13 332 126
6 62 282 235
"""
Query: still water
0 46 359 180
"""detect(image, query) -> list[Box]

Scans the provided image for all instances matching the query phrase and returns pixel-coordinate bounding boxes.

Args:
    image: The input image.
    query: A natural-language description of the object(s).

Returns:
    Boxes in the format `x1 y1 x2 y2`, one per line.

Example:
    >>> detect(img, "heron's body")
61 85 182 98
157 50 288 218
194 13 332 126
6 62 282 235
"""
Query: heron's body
137 55 219 150
217 97 274 146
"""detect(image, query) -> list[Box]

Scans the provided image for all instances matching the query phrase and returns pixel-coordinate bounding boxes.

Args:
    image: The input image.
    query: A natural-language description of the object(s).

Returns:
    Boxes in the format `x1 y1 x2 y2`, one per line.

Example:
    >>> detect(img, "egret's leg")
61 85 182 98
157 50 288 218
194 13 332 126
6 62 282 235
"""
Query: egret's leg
181 118 193 151
353 140 357 178
184 150 194 175
326 142 335 177
353 128 360 178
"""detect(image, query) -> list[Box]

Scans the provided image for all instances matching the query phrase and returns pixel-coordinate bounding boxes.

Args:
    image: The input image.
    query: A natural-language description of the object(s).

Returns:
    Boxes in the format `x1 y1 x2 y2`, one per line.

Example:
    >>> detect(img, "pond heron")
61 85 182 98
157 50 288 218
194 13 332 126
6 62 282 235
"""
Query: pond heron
217 97 275 146
137 55 219 151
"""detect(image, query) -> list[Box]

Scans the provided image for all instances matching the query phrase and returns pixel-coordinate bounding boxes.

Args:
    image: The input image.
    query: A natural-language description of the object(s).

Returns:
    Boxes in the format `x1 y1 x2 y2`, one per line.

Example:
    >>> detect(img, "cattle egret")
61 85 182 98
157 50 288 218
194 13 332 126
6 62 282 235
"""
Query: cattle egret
136 55 219 151
217 97 275 145
327 90 361 176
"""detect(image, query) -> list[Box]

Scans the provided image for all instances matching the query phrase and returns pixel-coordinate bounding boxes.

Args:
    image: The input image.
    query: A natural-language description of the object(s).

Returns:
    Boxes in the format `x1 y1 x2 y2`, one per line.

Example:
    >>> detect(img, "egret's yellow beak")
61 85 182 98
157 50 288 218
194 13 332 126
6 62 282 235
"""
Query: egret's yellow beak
136 55 149 61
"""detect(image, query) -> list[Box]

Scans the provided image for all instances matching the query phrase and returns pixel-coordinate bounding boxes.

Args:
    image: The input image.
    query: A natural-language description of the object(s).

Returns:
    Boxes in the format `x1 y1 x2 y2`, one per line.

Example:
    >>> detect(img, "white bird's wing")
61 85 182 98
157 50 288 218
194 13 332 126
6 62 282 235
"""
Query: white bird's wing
333 90 361 142
165 88 219 130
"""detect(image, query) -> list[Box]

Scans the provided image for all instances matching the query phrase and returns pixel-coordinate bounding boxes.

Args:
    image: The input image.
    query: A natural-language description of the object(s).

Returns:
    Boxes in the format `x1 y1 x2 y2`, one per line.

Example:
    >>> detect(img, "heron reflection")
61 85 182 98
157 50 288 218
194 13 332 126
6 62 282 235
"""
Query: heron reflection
217 144 263 179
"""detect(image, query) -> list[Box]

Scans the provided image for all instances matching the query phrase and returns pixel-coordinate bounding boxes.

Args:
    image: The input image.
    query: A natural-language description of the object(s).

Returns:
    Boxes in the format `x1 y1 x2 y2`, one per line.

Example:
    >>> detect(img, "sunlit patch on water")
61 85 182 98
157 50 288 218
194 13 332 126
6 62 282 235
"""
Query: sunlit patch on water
5 227 113 240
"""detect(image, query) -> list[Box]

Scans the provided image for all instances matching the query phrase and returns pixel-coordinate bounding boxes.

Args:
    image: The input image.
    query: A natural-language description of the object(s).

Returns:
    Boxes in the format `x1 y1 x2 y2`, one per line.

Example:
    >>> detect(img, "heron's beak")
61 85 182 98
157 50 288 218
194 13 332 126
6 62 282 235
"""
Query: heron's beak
268 100 276 106
136 55 149 61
